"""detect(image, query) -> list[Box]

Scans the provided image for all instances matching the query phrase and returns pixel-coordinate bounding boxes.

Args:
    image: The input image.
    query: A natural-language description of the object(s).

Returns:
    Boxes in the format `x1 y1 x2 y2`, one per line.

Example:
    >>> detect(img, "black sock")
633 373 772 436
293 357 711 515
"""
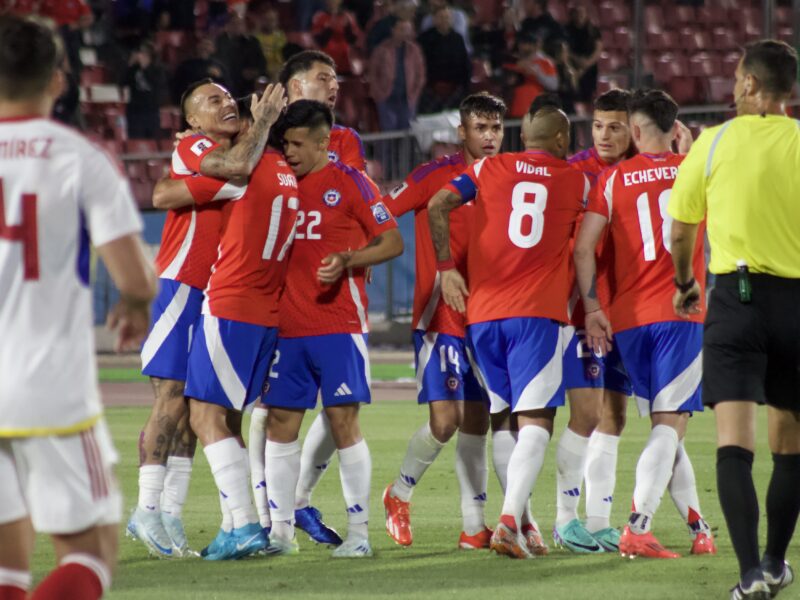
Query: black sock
717 445 761 579
765 453 800 565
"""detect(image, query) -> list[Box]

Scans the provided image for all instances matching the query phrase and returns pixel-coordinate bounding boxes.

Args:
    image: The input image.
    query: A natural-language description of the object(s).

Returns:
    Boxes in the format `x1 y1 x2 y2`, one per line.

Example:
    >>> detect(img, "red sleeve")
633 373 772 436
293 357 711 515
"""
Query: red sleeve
182 174 243 206
586 168 612 219
311 11 327 34
384 173 429 217
339 129 367 171
174 135 221 174
347 176 398 239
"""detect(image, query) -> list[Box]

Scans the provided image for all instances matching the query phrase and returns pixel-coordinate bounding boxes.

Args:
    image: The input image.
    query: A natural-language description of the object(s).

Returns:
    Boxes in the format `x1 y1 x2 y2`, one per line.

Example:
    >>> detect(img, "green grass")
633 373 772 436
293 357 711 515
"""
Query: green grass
98 363 415 383
29 401 794 599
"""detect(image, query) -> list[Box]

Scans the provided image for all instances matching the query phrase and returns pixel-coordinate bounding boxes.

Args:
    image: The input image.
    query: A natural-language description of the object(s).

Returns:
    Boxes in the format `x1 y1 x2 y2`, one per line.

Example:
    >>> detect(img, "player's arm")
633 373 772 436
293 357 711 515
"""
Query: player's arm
152 177 193 209
96 235 157 352
318 228 404 284
152 174 246 210
340 128 367 171
428 182 470 314
198 84 286 179
670 220 702 318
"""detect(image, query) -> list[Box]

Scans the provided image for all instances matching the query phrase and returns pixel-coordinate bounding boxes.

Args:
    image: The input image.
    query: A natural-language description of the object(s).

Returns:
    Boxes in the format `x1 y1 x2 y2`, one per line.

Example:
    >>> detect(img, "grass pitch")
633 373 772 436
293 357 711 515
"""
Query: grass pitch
29 401 795 599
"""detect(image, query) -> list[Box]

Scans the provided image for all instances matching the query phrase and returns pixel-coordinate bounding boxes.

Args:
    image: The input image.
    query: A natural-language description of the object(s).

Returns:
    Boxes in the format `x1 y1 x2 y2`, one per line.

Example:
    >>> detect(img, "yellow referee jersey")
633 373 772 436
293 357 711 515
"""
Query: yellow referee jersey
668 114 800 277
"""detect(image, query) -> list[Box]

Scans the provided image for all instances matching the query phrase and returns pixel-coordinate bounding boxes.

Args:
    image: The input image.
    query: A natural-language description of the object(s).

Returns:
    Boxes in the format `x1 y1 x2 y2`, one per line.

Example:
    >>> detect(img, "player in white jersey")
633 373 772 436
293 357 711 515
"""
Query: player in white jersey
0 15 156 600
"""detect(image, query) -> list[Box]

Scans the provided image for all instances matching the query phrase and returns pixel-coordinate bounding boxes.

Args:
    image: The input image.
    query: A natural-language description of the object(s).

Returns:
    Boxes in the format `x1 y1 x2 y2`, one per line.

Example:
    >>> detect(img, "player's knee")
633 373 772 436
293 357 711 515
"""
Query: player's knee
429 419 457 443
597 407 625 436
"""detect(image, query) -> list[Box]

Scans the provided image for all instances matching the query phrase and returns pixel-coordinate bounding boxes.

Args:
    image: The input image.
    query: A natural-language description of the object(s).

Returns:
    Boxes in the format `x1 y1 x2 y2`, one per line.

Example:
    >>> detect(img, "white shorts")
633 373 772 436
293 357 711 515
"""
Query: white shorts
0 419 122 534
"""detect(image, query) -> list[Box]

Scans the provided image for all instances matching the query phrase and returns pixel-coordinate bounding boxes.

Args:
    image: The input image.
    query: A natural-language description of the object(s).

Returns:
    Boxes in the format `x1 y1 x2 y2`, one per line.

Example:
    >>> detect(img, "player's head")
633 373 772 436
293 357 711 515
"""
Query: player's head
181 78 240 138
592 88 631 163
735 40 798 115
521 105 571 159
628 89 679 150
276 99 333 177
458 92 506 160
527 92 562 117
279 50 339 109
0 15 64 114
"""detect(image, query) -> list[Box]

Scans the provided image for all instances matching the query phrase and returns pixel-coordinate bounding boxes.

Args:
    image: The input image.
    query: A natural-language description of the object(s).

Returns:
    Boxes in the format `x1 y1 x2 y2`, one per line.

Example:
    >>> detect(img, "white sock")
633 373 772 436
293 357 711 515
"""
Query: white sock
248 407 270 528
161 457 192 517
203 438 257 529
391 423 446 502
295 411 337 509
584 431 620 533
219 490 233 532
555 427 590 527
491 430 516 493
455 431 488 535
0 566 31 591
339 439 371 540
500 425 550 524
266 439 301 540
137 465 166 512
669 441 709 534
630 424 680 534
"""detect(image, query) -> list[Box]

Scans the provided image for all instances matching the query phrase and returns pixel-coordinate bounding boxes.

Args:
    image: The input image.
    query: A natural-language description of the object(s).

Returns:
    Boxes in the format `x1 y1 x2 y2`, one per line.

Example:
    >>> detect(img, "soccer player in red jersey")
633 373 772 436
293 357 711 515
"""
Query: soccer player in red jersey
262 100 403 558
428 107 589 559
380 93 505 550
575 89 714 559
129 81 286 558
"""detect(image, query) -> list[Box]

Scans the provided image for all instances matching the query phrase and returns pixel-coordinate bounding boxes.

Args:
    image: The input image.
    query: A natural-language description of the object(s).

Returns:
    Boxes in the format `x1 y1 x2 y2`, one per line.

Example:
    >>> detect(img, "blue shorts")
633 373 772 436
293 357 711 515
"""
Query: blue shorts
562 325 633 396
140 278 204 381
184 315 278 411
615 321 703 416
413 330 485 404
263 334 371 410
467 317 565 415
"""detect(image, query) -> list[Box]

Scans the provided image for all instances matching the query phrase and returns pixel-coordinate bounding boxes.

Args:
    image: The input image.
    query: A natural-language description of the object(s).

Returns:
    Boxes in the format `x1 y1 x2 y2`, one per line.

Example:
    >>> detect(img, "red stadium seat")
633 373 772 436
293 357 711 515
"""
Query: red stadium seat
778 28 794 45
80 66 108 87
776 6 792 26
688 53 721 78
613 27 632 52
601 29 616 50
365 159 384 183
707 76 733 104
598 1 629 28
130 180 155 209
286 31 316 49
666 5 696 29
93 138 123 157
146 160 169 181
721 52 741 77
124 139 158 155
644 6 664 34
737 8 763 36
654 54 688 83
646 31 678 51
697 6 727 26
159 139 176 153
667 77 700 105
125 160 146 181
711 27 738 51
680 30 711 53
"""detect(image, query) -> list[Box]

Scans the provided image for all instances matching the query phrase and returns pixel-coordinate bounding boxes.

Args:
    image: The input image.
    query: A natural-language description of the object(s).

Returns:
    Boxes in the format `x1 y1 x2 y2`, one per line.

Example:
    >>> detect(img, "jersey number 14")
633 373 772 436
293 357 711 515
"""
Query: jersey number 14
0 178 39 280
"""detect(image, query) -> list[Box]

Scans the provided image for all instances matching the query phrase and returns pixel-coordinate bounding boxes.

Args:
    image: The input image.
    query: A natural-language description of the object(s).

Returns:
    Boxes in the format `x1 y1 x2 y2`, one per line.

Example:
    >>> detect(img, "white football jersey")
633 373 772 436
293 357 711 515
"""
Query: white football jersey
0 117 142 437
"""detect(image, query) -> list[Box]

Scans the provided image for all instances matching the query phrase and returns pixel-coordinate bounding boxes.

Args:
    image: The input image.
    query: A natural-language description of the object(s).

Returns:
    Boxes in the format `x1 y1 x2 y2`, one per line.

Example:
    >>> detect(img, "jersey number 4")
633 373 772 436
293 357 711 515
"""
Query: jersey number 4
636 190 672 261
0 178 39 280
508 182 547 249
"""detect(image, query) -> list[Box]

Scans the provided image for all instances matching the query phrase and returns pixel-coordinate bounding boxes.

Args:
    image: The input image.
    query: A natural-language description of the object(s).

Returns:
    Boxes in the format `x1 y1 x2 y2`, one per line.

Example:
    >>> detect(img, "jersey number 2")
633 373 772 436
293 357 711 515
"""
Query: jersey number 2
636 190 672 261
508 182 548 249
0 178 39 280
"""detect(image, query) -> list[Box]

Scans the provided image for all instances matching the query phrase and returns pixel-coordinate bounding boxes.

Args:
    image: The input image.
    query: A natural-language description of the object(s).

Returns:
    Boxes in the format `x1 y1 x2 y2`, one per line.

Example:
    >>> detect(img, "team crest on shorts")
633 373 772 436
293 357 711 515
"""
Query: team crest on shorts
585 362 601 380
262 380 270 395
323 188 342 207
446 376 460 391
328 150 339 162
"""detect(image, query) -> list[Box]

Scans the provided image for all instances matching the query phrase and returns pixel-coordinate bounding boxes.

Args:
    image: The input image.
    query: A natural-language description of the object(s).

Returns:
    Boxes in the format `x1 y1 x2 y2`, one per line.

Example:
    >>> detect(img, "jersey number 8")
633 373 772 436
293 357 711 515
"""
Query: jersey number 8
508 181 548 249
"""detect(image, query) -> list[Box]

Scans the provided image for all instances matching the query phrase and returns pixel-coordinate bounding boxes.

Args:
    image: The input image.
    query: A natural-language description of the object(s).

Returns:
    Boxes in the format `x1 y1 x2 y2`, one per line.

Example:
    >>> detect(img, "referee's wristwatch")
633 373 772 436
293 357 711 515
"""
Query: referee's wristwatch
673 277 696 293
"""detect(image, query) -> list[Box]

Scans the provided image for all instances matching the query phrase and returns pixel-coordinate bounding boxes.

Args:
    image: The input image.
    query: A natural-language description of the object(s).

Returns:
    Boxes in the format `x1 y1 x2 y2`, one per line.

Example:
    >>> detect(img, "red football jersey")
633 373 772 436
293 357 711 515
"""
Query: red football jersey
588 152 706 332
386 152 470 337
329 125 366 171
445 151 589 325
279 162 398 337
154 134 246 290
203 150 299 327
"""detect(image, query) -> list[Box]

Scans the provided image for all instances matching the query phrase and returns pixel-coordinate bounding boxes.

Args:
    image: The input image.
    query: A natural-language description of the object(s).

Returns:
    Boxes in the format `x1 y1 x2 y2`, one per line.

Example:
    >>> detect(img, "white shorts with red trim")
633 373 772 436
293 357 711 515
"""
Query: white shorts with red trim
0 419 122 534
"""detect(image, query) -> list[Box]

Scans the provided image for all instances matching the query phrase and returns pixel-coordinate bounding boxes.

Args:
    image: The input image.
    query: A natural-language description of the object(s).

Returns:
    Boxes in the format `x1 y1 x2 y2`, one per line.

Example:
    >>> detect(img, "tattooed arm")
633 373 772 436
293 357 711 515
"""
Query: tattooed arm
574 211 612 354
428 188 469 313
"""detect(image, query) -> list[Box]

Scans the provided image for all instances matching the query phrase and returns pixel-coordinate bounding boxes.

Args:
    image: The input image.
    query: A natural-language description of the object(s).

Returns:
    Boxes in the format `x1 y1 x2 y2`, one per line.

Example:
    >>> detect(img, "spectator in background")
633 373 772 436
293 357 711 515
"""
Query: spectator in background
565 5 601 108
420 0 472 55
519 0 564 47
545 37 577 114
344 0 373 30
367 0 417 53
172 37 231 104
40 0 94 75
417 4 470 114
311 0 362 75
256 6 287 81
124 41 168 139
505 31 558 118
214 13 267 96
296 0 324 31
368 17 425 130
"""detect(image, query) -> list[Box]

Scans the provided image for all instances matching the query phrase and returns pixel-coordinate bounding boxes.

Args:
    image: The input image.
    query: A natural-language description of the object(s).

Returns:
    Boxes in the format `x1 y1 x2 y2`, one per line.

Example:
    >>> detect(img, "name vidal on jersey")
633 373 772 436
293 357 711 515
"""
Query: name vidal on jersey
516 161 551 176
0 137 53 160
277 173 298 188
622 166 678 186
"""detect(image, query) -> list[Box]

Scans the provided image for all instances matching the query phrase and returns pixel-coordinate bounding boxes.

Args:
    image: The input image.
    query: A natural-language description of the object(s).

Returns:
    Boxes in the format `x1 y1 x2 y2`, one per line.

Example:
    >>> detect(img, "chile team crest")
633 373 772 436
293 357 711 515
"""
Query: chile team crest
328 150 339 162
323 188 342 207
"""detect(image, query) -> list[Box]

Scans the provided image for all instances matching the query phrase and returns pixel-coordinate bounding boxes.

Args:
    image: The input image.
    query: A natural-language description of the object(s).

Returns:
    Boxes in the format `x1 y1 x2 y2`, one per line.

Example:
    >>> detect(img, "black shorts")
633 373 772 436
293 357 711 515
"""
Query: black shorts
703 273 800 410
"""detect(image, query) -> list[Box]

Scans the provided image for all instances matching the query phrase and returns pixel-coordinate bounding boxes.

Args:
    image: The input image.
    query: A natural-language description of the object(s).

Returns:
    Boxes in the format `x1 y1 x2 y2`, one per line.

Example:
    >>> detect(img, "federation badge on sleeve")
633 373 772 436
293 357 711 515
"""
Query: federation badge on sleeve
190 138 212 156
328 150 340 162
323 189 342 207
371 201 391 224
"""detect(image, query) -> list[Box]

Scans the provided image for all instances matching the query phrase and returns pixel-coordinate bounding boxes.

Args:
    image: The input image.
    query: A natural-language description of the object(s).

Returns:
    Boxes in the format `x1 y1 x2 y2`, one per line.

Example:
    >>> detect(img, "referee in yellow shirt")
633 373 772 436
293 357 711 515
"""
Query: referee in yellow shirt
668 40 799 600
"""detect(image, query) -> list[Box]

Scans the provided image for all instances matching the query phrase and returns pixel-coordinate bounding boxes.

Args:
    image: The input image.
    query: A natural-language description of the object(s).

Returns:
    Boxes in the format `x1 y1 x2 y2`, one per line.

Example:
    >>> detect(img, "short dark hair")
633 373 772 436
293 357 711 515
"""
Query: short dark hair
528 92 562 116
0 15 62 101
594 89 631 113
279 50 336 87
180 77 216 124
742 40 798 99
628 89 678 133
236 96 253 122
274 99 334 140
459 92 506 123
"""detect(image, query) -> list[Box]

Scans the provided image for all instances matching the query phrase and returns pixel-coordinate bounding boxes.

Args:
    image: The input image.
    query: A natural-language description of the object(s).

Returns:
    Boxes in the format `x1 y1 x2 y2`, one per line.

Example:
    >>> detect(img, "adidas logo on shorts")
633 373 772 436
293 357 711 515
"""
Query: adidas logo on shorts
334 383 353 397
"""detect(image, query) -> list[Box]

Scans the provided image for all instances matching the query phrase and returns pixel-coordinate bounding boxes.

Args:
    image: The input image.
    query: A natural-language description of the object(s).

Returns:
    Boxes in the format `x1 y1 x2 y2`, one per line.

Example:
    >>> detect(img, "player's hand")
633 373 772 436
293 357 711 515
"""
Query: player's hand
318 252 348 284
106 297 150 353
250 83 287 126
174 128 193 146
585 309 613 356
673 281 703 319
365 265 373 284
674 120 694 154
441 269 469 314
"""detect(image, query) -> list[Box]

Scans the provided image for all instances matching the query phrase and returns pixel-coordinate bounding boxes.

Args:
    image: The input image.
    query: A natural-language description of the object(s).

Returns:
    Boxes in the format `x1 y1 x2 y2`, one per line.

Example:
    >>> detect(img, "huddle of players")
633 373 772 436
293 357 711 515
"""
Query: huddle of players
129 47 713 562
